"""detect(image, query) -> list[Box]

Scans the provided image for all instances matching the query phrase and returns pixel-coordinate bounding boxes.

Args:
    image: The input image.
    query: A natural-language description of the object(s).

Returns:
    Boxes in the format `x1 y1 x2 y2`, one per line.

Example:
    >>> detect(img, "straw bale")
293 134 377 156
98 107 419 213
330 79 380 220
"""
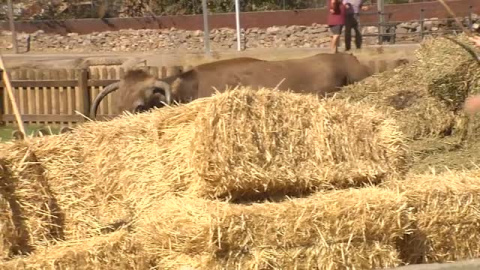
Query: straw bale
10 103 203 242
0 200 13 261
0 159 16 260
0 230 153 270
337 34 480 140
187 88 408 200
135 188 412 270
151 245 401 270
0 142 62 254
384 169 480 264
0 160 14 260
0 101 205 243
0 99 210 242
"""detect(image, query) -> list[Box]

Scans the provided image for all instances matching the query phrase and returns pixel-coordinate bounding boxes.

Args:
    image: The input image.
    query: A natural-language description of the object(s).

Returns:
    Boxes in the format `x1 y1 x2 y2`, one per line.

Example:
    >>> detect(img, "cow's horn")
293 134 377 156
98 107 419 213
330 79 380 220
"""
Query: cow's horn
154 80 172 105
442 36 480 65
90 82 120 120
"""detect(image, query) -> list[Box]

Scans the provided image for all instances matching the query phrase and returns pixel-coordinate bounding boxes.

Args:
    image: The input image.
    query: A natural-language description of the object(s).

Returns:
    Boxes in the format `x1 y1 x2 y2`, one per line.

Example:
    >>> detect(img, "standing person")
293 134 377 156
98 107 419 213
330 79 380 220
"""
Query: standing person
343 0 369 51
327 0 346 53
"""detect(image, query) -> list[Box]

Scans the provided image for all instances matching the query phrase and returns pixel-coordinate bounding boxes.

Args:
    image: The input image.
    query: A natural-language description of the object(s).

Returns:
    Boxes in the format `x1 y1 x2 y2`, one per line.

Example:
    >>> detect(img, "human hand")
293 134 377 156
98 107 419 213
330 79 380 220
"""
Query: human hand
464 95 480 114
361 6 369 11
468 35 480 48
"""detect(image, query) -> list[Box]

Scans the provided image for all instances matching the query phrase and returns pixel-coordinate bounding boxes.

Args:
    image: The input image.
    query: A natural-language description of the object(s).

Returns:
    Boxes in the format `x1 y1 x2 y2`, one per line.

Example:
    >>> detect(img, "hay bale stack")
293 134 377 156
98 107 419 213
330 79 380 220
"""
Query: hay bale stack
0 88 407 244
0 143 63 256
337 34 480 140
135 188 412 270
384 170 480 264
0 230 152 270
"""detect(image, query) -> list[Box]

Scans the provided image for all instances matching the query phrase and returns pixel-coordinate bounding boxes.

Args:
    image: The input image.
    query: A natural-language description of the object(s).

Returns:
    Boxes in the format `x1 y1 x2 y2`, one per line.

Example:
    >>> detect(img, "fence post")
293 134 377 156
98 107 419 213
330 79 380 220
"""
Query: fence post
77 69 90 121
469 5 473 31
7 0 18 54
378 11 383 45
420 9 424 41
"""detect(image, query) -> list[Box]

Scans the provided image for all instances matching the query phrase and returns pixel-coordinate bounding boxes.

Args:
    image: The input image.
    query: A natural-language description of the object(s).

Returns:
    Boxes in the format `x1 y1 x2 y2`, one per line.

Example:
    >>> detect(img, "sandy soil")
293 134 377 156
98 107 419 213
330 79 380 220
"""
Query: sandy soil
1 44 420 70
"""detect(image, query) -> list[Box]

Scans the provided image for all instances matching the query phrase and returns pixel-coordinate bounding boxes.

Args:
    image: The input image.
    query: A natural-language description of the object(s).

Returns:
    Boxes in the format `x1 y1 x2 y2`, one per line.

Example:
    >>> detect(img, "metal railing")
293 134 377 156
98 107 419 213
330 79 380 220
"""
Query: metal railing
357 5 476 45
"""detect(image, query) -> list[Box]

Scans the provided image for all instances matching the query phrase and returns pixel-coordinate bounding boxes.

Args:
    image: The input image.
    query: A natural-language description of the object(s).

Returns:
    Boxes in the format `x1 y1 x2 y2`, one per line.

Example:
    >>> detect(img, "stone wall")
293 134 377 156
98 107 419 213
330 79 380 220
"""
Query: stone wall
1 15 478 53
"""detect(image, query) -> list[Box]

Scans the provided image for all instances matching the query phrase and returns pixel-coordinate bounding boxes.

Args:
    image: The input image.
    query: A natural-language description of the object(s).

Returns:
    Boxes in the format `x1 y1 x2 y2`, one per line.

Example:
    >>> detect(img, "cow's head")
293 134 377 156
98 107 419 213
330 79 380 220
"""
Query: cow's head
341 53 372 84
90 69 172 120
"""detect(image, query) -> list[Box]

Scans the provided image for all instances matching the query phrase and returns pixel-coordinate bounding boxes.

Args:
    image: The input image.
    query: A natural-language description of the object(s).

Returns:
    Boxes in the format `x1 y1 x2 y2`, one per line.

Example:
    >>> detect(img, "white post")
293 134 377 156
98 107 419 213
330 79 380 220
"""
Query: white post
7 0 18 54
235 0 242 51
201 0 211 56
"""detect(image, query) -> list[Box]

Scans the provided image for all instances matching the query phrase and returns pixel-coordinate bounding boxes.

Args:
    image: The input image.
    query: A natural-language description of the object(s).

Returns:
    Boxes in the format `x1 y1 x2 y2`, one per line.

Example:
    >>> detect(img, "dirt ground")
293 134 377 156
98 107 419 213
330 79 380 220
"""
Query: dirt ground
2 44 420 70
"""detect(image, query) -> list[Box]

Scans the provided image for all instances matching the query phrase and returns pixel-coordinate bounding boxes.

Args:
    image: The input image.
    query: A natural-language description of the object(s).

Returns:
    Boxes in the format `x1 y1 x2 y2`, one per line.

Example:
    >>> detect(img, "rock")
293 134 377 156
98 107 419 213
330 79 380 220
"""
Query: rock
363 26 378 34
409 22 420 31
396 27 408 35
266 26 281 34
423 20 433 31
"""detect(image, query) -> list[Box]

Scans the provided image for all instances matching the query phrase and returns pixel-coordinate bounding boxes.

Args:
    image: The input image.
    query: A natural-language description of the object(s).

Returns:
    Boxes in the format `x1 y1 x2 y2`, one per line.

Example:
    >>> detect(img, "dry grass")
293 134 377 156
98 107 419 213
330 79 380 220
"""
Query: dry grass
336 34 480 140
135 188 412 270
383 169 480 264
0 229 153 270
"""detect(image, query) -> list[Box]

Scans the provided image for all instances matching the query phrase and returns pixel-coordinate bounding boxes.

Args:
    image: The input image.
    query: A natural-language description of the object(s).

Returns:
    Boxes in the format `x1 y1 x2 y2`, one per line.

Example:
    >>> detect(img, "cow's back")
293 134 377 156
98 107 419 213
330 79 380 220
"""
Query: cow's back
194 57 266 97
194 53 364 97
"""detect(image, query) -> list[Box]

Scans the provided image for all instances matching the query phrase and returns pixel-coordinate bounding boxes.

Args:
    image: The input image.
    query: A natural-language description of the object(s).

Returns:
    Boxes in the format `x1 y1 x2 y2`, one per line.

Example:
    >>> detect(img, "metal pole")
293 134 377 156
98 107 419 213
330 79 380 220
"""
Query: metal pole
377 0 385 45
7 0 18 54
235 0 242 51
420 9 425 41
201 0 211 56
469 5 473 31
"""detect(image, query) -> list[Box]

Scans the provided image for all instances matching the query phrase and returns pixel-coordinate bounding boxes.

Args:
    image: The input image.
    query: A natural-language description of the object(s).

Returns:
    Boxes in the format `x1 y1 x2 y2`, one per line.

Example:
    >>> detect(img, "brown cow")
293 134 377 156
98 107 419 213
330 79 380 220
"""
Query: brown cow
90 53 371 119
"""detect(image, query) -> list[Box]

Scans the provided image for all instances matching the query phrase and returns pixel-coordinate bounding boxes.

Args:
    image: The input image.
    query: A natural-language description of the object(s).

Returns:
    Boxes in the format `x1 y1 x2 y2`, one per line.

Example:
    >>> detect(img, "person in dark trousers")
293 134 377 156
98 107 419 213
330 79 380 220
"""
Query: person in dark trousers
327 0 346 53
343 0 369 51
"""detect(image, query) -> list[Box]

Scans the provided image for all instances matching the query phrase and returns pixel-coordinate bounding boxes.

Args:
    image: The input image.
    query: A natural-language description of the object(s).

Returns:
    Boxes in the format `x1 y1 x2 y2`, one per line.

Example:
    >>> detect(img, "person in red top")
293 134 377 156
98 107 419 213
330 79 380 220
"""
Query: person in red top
327 0 346 53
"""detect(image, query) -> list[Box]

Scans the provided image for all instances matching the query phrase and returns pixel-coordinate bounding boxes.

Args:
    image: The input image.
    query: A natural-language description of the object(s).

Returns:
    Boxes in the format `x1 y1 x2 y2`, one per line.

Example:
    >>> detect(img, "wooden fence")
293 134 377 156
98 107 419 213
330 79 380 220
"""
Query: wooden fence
0 65 186 126
0 58 404 126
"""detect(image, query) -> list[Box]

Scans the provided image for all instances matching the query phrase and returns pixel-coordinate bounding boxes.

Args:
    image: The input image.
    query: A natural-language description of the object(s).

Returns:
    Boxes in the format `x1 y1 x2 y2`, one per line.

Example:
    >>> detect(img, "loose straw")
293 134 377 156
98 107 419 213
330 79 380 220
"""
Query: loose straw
0 53 26 138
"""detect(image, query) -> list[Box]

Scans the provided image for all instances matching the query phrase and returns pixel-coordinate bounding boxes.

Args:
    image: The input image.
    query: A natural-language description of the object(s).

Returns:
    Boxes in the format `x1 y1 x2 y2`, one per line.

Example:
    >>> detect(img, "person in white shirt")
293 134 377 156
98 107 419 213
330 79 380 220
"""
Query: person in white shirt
343 0 370 51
